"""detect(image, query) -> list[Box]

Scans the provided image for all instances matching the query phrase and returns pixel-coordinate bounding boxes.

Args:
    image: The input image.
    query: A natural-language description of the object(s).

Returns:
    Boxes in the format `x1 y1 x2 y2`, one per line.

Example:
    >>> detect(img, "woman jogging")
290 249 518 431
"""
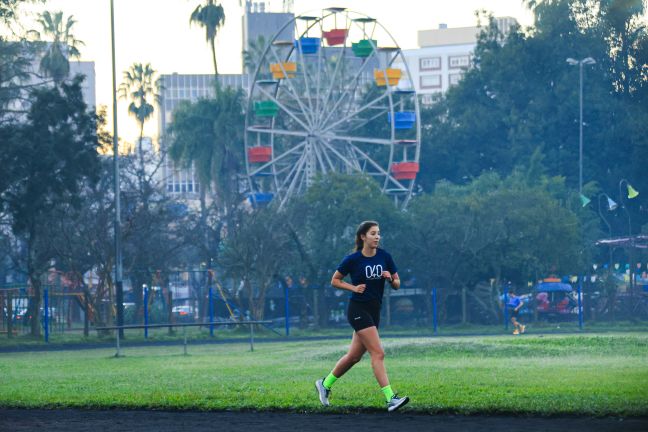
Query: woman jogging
315 221 409 412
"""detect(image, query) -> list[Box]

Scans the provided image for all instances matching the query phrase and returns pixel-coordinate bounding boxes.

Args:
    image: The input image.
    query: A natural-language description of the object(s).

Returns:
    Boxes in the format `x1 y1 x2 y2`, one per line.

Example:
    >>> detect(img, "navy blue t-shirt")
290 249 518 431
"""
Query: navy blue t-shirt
336 248 398 303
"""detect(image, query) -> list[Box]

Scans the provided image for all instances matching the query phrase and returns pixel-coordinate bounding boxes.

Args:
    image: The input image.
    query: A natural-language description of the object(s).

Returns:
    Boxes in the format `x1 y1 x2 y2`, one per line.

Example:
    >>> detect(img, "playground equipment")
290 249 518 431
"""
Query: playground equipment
245 8 421 209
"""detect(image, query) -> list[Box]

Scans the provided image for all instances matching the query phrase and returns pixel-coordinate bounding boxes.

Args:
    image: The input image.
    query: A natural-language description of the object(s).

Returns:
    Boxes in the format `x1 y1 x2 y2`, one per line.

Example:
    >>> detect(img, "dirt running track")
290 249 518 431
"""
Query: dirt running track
1 409 647 432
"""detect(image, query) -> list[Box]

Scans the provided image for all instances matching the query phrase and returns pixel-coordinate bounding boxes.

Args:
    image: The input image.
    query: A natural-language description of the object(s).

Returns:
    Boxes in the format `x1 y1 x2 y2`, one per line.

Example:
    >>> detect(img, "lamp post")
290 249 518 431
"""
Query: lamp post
618 179 639 293
110 0 124 338
618 179 639 237
597 193 617 266
566 57 596 196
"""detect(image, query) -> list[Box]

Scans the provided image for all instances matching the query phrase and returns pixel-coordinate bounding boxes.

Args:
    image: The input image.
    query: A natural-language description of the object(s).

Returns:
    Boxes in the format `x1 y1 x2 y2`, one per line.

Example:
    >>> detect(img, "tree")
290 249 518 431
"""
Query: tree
243 35 268 74
419 0 648 248
190 0 225 81
166 87 246 261
218 206 294 320
0 76 104 336
0 0 42 25
118 62 162 201
1 0 45 123
118 63 161 153
403 167 582 325
119 143 201 325
29 11 84 84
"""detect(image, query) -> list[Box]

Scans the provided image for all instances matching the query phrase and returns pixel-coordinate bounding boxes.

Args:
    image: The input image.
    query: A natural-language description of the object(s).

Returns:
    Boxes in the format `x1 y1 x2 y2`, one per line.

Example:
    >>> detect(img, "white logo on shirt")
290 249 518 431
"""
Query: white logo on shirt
365 264 383 280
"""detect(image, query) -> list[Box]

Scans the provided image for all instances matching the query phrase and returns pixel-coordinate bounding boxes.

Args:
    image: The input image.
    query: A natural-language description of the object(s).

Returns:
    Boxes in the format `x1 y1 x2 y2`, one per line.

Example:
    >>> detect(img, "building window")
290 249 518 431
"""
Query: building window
448 55 470 69
420 74 442 89
449 73 463 86
419 56 441 71
420 94 434 105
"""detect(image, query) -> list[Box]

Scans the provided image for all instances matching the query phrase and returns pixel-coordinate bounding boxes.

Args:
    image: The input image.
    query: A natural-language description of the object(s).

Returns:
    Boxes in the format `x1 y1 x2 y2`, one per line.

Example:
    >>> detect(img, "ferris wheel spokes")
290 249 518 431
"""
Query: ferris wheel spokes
315 52 381 129
348 144 407 190
248 141 307 177
255 85 311 132
266 46 315 128
320 133 393 146
248 126 308 140
314 46 349 122
320 91 391 135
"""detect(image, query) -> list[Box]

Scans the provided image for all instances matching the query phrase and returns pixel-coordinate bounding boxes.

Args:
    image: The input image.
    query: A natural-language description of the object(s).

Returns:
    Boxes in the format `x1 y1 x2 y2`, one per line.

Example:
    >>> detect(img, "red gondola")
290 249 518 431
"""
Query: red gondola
391 162 419 180
323 29 348 46
248 146 272 163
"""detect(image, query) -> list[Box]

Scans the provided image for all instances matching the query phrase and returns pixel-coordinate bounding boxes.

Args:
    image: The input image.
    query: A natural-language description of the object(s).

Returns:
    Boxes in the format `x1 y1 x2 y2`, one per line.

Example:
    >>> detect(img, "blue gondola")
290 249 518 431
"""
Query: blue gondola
247 192 274 206
387 111 415 130
295 37 320 54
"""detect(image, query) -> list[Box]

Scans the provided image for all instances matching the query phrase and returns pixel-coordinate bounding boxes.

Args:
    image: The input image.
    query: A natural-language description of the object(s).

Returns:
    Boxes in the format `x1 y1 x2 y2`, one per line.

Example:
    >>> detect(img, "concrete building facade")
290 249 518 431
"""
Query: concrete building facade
157 73 250 199
394 17 517 105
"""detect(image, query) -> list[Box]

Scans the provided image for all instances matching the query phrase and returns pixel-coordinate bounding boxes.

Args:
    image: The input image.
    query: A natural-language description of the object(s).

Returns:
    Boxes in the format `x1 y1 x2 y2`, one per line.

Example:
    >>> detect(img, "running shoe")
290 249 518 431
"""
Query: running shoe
513 329 520 335
520 324 526 334
387 394 410 412
315 378 330 406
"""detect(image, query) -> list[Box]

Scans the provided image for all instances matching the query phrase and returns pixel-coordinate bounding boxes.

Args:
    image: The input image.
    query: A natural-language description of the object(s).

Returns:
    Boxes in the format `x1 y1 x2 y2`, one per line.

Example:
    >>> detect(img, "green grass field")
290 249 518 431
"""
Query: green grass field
3 320 648 349
1 333 647 416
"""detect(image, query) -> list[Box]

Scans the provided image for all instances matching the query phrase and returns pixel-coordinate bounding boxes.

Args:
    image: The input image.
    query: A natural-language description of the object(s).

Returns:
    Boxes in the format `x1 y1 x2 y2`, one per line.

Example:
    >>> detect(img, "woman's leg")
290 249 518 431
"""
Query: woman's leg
355 326 389 387
331 331 366 378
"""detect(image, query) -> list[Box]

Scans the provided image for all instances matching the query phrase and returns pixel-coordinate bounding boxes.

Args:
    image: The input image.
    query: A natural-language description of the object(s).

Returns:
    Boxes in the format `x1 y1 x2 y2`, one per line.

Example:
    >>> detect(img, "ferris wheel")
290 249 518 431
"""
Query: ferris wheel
244 7 421 209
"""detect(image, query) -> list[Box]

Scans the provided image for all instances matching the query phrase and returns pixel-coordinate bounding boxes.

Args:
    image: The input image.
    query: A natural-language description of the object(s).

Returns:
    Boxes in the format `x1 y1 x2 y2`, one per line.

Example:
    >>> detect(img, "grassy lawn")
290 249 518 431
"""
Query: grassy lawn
3 320 648 349
0 333 647 416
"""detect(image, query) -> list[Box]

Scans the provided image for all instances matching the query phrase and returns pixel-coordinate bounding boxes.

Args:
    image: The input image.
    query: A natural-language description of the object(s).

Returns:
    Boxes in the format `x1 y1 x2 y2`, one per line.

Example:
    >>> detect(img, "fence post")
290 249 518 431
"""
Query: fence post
432 287 438 336
250 322 255 352
83 292 89 337
209 287 214 337
503 284 509 332
7 291 13 339
284 283 290 337
183 325 188 356
44 288 49 343
144 286 149 339
578 276 584 330
115 329 121 357
167 289 173 335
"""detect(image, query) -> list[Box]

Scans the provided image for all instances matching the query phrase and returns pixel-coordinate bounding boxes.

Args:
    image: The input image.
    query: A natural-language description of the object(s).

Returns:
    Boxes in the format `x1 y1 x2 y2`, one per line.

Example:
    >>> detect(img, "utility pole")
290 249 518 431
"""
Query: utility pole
110 0 124 338
566 57 596 196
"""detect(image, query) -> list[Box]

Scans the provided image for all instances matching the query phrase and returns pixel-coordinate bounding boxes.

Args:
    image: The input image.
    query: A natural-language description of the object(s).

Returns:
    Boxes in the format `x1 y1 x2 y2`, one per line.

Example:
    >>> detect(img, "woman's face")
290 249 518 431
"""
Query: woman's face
362 225 380 249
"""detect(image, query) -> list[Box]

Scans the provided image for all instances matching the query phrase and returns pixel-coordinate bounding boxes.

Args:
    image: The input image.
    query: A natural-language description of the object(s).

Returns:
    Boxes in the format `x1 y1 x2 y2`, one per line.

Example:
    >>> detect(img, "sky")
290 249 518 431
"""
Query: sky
14 0 535 143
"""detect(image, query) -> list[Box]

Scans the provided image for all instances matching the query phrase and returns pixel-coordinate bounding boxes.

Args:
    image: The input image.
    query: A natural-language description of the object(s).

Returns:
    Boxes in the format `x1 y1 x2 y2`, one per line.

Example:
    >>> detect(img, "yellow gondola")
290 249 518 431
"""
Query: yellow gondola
374 68 402 86
270 62 297 79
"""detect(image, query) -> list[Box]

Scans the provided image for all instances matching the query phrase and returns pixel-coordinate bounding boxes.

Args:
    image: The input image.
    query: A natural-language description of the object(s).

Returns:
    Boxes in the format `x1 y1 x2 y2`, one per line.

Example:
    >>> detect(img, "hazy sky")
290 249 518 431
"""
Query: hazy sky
15 0 535 142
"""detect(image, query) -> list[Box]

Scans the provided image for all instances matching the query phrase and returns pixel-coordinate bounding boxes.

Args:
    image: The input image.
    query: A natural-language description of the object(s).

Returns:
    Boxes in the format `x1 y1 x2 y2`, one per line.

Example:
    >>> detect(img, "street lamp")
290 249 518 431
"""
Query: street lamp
110 0 124 338
566 57 596 198
618 179 639 293
618 179 639 237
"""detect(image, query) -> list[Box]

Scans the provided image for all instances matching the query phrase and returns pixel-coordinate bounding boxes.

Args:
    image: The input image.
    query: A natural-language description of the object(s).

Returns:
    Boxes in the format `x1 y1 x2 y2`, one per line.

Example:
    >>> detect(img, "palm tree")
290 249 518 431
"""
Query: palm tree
168 86 245 207
30 11 84 84
167 87 246 260
118 63 162 154
118 63 162 194
189 1 225 82
243 35 268 74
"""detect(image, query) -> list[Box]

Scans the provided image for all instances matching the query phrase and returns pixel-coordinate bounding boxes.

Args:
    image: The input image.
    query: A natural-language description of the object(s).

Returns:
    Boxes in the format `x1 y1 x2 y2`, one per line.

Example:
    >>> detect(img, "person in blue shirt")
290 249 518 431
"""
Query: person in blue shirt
315 221 409 412
504 289 527 335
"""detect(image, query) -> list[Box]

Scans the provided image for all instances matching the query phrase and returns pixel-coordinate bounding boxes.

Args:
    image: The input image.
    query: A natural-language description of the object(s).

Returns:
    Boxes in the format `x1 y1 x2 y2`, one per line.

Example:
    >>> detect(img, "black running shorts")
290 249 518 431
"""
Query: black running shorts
347 299 381 331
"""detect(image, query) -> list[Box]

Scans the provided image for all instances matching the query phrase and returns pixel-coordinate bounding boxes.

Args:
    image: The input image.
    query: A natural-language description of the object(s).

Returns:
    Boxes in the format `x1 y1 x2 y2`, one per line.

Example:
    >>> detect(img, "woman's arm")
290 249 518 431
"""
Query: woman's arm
331 271 365 294
381 271 401 290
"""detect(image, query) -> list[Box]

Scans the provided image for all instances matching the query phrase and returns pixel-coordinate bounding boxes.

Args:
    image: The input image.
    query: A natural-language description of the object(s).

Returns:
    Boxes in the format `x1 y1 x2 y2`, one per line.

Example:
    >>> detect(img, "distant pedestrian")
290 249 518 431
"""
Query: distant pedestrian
315 221 409 412
505 289 527 335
